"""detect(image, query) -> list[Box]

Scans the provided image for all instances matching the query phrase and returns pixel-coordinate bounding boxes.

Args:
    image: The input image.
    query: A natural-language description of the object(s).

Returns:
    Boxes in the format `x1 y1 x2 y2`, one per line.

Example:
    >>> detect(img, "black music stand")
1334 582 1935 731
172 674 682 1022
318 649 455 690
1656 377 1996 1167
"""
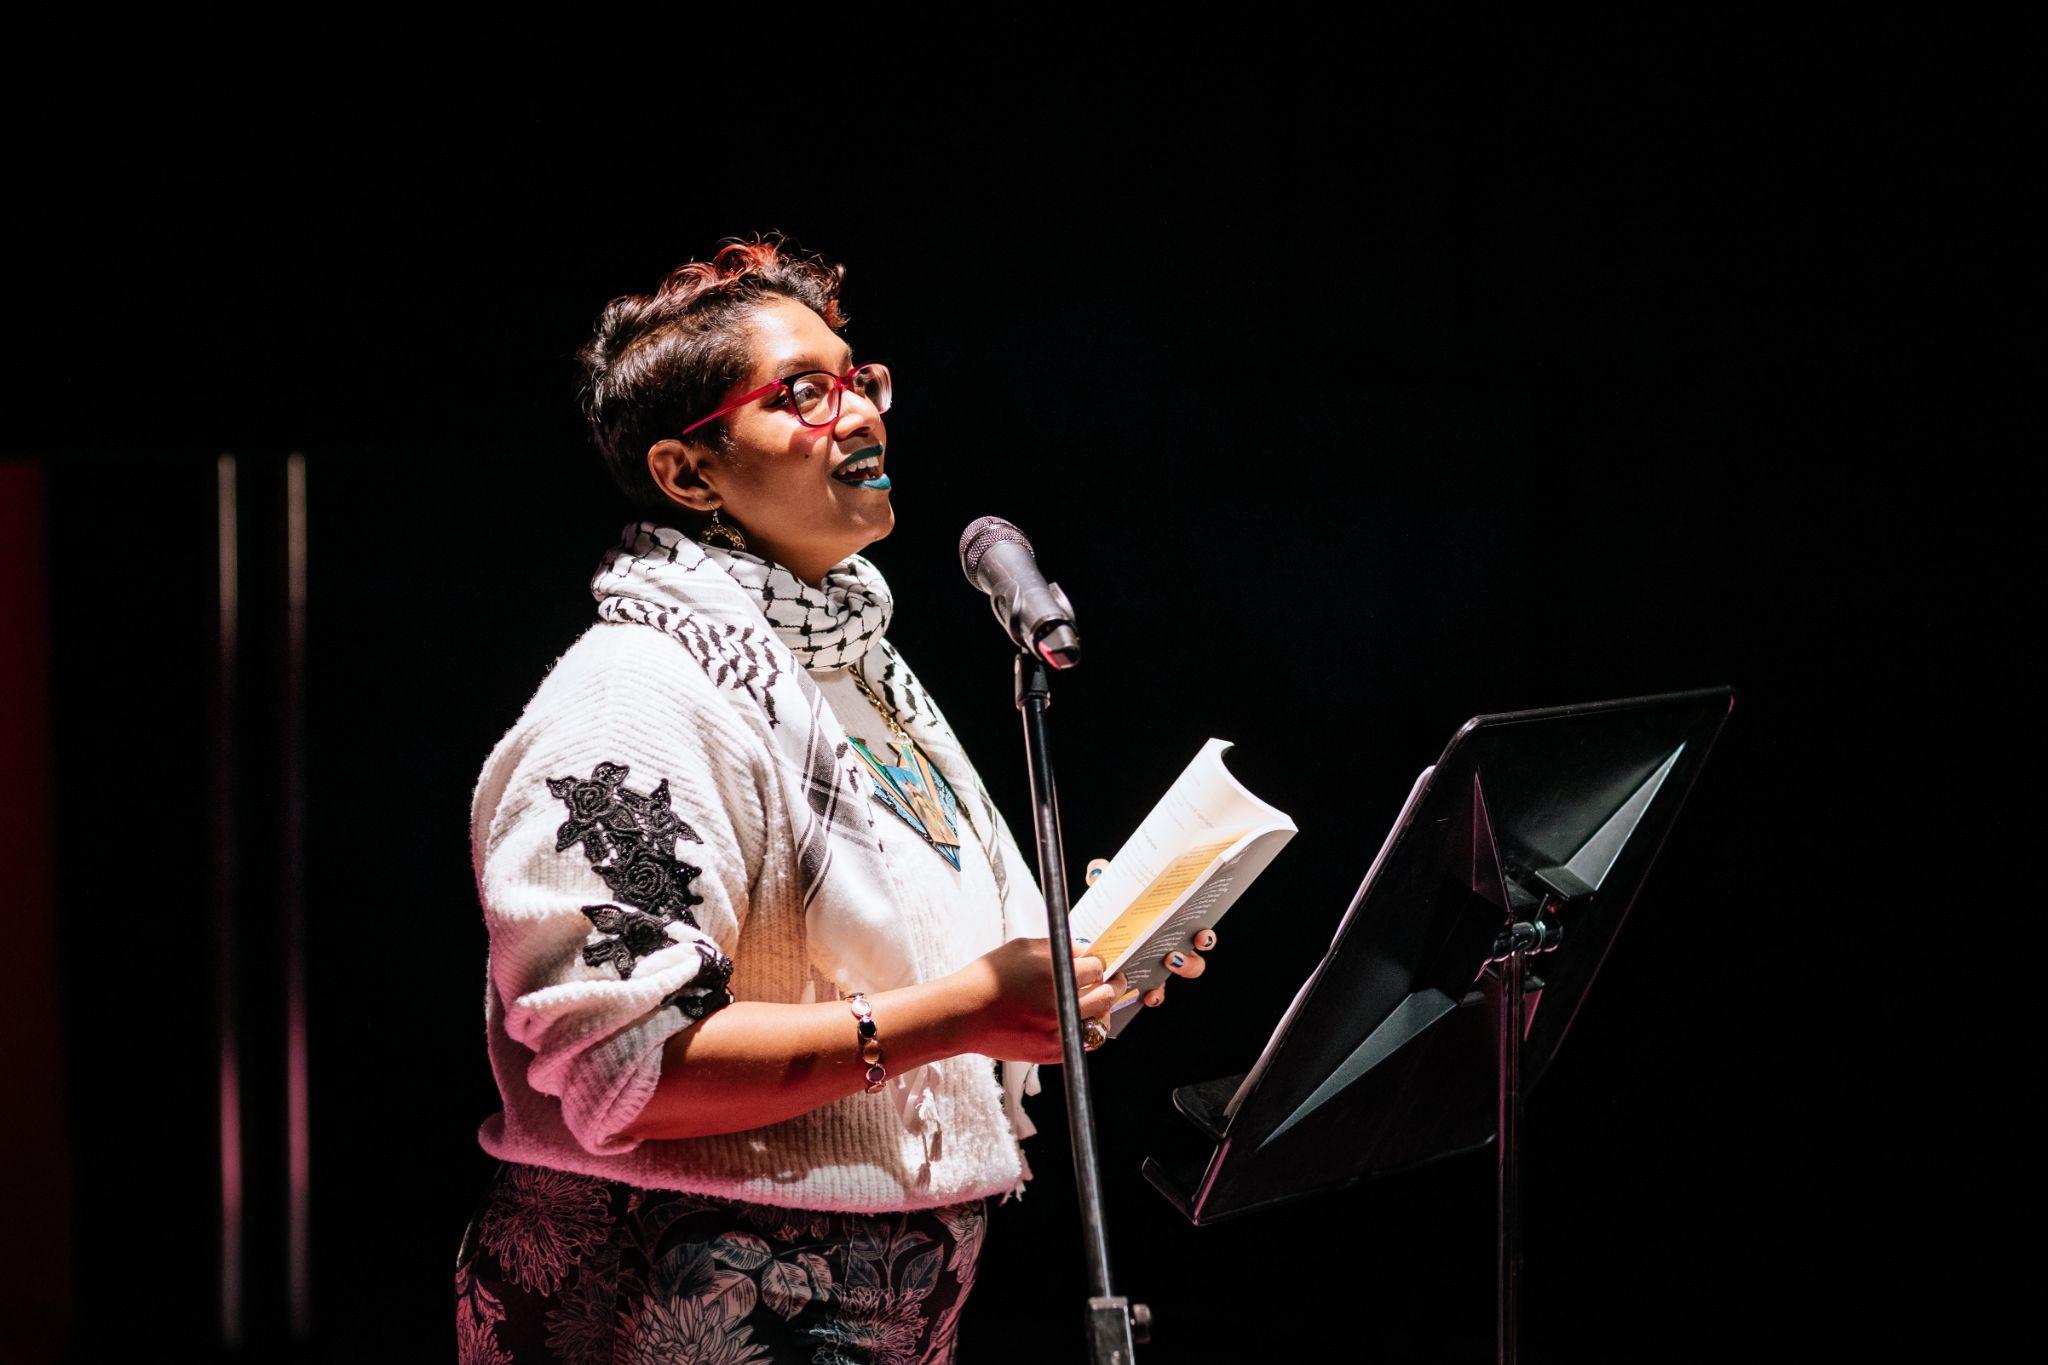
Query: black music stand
1141 686 1733 1365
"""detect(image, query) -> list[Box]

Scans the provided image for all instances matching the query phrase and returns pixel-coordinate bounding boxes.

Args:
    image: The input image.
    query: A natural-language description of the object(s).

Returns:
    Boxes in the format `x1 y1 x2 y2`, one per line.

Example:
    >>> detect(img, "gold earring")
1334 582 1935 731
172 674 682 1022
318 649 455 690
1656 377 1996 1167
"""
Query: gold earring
700 507 748 551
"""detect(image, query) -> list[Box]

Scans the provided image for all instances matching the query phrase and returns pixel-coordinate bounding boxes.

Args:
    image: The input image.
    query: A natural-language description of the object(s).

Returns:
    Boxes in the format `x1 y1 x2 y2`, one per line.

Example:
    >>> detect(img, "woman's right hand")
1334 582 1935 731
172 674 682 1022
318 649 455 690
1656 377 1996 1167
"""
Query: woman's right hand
950 937 1127 1065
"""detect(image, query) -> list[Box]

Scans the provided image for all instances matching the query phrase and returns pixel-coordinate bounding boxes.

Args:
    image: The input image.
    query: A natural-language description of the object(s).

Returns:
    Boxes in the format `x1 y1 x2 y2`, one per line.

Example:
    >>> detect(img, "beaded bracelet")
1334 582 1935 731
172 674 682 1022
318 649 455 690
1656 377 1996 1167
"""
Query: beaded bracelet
848 993 886 1093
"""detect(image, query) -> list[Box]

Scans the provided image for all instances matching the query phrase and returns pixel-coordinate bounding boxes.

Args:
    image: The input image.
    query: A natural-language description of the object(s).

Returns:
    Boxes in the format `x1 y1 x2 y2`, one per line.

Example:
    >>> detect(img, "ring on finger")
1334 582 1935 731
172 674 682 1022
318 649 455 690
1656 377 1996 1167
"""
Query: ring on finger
1082 1018 1109 1051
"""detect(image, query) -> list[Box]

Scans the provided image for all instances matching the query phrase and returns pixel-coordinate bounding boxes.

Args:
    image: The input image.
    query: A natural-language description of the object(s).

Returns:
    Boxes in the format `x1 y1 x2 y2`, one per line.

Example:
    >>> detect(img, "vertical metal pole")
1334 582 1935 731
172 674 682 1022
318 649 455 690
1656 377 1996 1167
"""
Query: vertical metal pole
1014 653 1138 1364
211 454 244 1350
1497 943 1523 1365
282 452 312 1340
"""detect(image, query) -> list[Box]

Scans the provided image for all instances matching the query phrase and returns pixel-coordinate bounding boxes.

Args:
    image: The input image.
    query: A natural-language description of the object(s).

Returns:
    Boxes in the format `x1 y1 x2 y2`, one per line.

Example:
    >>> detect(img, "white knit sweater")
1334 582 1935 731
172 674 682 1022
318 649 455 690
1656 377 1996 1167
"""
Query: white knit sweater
472 619 1045 1211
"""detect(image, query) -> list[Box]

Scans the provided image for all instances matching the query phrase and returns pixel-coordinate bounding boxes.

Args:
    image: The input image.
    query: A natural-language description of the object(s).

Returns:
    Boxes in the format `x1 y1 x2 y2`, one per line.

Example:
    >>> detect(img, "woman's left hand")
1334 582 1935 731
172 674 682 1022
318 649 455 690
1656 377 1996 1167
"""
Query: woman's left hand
1143 926 1215 1007
1082 857 1218 1010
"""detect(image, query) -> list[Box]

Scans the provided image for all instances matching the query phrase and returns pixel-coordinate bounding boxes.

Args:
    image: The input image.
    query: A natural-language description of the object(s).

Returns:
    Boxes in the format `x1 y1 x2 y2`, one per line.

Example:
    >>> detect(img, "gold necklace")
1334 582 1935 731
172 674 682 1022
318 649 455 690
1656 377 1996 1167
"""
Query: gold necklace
847 665 913 746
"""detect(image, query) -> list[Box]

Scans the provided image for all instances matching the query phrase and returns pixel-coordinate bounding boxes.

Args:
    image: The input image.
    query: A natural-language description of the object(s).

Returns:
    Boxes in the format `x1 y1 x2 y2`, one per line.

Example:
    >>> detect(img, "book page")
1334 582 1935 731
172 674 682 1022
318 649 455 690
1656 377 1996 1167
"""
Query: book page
1070 738 1289 946
1098 824 1297 1036
1079 833 1243 969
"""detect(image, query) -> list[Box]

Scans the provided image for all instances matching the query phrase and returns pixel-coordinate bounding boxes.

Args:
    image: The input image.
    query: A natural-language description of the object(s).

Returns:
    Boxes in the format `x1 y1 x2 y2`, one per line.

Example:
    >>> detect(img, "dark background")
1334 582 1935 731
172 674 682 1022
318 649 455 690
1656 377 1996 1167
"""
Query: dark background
2 28 2003 1364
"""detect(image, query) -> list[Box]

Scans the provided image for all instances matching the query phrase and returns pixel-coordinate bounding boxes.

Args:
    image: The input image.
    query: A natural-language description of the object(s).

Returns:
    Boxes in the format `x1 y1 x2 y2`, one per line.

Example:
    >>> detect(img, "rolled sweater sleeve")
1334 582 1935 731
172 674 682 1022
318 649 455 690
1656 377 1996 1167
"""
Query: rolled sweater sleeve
472 624 766 1157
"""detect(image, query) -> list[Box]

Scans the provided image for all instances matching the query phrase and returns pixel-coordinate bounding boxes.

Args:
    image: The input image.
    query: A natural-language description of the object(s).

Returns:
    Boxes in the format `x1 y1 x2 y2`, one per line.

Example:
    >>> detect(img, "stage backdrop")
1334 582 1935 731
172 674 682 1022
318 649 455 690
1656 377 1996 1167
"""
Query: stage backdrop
16 45 1975 1361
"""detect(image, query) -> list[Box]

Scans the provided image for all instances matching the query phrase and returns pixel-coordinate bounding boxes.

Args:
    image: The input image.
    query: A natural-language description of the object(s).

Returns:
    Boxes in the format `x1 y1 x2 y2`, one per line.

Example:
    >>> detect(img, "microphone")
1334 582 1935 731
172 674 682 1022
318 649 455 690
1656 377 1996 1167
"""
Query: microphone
958 517 1081 668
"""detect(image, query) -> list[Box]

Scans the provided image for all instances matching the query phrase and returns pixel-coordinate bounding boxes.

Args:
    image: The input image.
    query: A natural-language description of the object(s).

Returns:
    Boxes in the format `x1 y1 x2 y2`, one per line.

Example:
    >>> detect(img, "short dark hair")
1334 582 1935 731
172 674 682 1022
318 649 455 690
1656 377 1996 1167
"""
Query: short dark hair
576 231 851 513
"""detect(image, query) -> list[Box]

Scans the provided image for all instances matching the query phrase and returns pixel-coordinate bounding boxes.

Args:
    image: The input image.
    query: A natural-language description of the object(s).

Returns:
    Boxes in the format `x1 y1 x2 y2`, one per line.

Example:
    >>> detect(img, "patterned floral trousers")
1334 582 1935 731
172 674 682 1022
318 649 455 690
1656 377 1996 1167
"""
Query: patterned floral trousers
453 1160 989 1364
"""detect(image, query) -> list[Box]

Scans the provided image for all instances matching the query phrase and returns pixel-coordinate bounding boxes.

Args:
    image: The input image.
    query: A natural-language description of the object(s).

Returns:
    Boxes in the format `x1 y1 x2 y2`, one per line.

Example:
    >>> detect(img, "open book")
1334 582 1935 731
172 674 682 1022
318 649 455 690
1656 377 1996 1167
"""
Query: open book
1068 738 1297 1038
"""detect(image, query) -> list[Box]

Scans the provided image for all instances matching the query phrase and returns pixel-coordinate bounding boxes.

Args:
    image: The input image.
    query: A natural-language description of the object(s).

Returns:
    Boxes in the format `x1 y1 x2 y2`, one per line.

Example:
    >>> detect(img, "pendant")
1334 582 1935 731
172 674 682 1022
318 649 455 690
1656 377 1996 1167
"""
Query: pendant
848 735 963 869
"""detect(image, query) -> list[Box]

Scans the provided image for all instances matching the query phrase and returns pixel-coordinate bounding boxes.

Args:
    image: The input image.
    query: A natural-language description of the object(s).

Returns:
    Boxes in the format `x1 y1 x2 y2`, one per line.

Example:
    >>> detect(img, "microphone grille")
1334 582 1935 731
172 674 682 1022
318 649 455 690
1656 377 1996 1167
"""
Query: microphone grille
959 516 1034 577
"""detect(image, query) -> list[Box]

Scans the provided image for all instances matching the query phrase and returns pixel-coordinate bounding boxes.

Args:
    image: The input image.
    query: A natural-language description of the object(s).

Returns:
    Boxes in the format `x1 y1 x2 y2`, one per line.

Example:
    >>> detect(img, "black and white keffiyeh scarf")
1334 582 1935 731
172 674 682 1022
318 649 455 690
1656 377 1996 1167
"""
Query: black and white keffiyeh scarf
590 521 1033 1000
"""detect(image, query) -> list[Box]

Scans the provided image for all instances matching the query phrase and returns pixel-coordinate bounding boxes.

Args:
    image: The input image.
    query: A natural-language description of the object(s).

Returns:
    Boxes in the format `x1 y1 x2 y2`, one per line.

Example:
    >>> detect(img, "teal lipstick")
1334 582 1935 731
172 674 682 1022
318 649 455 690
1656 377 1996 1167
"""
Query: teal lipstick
834 445 889 490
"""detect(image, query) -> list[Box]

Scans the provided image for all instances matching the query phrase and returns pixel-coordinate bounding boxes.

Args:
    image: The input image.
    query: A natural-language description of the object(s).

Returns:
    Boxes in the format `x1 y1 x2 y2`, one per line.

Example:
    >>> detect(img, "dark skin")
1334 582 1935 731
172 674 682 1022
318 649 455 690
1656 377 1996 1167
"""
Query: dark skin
616 299 1210 1140
645 296 895 588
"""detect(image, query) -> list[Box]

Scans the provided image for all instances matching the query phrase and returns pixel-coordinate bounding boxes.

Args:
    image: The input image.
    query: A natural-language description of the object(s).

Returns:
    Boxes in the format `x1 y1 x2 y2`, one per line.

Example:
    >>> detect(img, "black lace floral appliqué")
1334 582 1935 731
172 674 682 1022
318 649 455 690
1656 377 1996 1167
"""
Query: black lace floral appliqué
546 762 734 1020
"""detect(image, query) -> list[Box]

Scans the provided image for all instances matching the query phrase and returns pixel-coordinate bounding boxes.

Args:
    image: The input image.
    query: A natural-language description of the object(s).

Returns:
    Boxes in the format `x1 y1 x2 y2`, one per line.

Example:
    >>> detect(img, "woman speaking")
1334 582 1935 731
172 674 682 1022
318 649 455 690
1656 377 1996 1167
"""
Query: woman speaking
452 233 1215 1361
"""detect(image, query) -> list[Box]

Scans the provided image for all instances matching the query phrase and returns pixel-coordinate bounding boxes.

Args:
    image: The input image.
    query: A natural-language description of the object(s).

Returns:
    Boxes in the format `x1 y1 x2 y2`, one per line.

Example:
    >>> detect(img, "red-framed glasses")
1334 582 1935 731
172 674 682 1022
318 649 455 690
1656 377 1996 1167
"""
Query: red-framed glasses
678 361 892 438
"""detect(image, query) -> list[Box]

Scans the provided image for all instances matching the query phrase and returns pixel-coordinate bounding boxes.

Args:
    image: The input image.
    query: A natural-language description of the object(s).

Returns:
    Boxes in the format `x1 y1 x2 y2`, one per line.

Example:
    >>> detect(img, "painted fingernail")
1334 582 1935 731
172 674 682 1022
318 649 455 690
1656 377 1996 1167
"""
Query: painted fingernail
1169 953 1185 968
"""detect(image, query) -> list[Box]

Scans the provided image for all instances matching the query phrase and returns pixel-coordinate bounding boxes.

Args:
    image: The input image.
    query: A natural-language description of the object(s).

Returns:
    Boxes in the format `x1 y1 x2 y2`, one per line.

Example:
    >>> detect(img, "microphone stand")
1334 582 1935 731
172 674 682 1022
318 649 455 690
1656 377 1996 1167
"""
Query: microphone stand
1013 649 1148 1364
